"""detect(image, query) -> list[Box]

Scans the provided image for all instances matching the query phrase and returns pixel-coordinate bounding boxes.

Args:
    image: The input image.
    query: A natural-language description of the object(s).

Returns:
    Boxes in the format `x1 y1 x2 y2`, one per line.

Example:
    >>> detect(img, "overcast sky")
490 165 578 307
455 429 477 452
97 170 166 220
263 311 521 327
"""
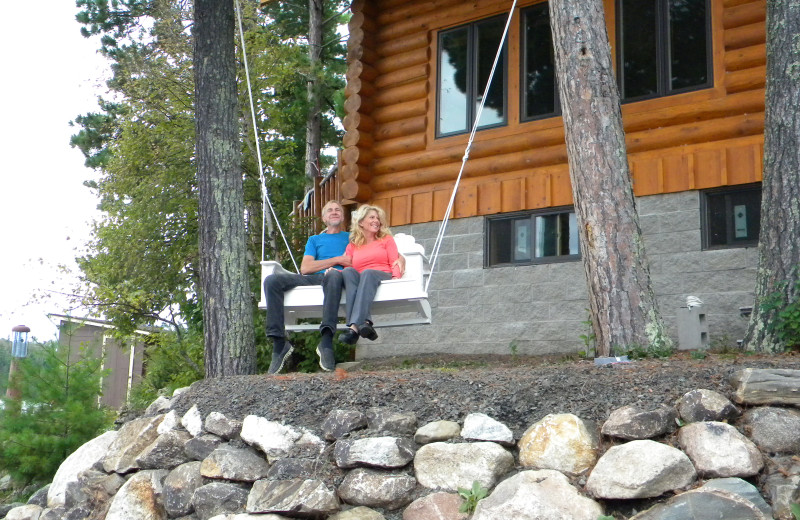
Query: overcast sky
0 2 109 341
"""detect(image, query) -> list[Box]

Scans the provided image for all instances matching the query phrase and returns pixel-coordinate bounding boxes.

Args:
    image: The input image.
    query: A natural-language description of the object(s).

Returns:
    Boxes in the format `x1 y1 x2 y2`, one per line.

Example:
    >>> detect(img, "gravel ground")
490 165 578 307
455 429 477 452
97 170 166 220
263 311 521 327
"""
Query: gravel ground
170 352 800 438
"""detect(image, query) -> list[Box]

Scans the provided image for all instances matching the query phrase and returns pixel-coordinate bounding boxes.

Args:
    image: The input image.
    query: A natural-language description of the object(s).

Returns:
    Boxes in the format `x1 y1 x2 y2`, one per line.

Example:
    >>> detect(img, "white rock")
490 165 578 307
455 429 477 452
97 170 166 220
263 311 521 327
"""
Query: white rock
5 504 43 520
461 413 514 445
414 442 514 493
586 439 696 499
678 422 763 478
181 404 203 437
414 420 461 444
48 430 117 507
240 415 302 460
518 413 598 475
472 470 603 520
157 410 180 434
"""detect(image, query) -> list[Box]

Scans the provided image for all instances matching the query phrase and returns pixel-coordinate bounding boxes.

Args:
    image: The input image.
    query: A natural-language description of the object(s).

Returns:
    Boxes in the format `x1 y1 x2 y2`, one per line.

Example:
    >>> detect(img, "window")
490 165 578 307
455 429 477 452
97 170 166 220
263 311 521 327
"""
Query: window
521 3 559 121
702 184 761 249
486 208 580 267
617 0 711 102
437 16 507 137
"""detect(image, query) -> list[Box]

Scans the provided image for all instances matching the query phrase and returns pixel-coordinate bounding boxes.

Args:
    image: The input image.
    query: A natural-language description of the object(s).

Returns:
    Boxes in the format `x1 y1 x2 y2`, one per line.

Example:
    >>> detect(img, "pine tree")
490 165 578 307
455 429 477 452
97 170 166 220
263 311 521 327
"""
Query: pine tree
0 330 113 485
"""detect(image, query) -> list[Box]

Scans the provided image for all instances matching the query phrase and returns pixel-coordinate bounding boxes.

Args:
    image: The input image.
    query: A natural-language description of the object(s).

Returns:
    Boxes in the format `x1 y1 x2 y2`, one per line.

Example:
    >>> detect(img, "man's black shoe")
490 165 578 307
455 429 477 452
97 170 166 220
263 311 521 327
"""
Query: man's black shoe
316 345 336 372
268 342 294 375
339 328 359 345
359 323 378 341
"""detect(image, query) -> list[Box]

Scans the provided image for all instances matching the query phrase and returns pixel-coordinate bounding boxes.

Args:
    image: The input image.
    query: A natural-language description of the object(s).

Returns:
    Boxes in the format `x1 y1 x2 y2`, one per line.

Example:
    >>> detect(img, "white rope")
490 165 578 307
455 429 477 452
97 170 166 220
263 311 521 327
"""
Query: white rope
425 0 518 292
235 0 300 273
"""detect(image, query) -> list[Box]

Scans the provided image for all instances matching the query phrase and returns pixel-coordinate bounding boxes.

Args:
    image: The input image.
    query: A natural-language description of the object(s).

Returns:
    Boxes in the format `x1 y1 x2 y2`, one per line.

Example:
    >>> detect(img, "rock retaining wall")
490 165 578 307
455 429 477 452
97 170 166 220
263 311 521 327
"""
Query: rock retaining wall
4 368 800 520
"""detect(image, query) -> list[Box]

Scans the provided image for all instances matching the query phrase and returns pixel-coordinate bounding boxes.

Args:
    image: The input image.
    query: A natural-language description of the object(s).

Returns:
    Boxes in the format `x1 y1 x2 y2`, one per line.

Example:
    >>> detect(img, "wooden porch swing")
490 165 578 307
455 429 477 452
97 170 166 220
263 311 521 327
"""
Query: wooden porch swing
236 0 517 331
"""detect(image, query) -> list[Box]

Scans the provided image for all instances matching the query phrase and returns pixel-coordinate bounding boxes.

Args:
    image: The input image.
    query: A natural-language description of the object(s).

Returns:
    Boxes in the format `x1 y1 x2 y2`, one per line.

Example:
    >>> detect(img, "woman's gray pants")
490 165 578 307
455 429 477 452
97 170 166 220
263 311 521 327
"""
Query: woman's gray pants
342 268 391 327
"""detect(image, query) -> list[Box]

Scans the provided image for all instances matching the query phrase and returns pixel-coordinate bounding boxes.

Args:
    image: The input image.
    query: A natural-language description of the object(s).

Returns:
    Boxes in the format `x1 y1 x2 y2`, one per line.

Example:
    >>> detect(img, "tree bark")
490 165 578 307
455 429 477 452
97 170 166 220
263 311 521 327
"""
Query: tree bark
194 0 256 377
549 0 671 357
305 0 323 187
743 0 800 353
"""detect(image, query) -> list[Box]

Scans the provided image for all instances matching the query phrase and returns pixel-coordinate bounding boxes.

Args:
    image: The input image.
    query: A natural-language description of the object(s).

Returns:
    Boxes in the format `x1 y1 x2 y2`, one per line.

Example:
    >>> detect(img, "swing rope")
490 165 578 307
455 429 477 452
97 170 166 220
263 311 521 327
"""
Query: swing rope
235 0 300 274
425 0 518 293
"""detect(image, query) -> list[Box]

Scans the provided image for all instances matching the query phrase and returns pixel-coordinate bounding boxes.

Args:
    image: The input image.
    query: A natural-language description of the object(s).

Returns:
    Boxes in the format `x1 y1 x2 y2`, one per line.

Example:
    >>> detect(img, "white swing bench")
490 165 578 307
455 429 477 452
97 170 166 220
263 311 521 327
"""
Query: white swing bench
258 233 431 331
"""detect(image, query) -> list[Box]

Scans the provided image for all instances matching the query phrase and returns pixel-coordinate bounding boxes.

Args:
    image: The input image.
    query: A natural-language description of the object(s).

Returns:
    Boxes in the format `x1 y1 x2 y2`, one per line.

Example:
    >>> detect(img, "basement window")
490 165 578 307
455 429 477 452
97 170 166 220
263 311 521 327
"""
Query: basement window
486 208 580 267
702 184 761 249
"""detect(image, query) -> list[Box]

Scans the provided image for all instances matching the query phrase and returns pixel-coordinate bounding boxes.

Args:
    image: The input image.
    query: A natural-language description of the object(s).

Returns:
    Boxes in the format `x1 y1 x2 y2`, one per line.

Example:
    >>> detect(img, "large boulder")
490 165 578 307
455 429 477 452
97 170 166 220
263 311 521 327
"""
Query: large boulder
460 413 514 446
103 416 165 474
200 445 270 482
676 389 739 423
601 405 677 440
677 421 763 477
164 461 204 518
630 488 770 520
246 479 339 517
472 470 604 520
742 406 800 453
518 413 598 475
730 369 800 406
334 437 415 469
48 430 117 507
414 442 514 492
586 439 696 499
337 468 416 510
105 469 169 520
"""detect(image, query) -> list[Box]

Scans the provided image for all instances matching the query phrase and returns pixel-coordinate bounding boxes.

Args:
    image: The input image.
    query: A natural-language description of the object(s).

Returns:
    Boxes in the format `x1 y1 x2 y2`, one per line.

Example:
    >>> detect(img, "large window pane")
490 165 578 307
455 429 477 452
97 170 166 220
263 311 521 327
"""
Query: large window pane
475 18 506 128
488 218 513 265
523 3 557 119
704 186 761 248
439 28 469 135
620 0 658 99
670 0 708 90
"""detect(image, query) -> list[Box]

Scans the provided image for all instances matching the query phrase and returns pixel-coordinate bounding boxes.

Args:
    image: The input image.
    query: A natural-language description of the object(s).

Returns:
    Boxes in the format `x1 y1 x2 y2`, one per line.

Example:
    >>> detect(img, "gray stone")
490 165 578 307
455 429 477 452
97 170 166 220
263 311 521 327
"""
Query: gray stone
586 439 696 499
701 478 772 518
204 412 242 440
460 413 514 446
5 504 44 520
136 430 193 470
730 369 800 406
414 442 514 493
601 405 678 440
105 469 169 520
329 506 386 520
157 410 181 434
164 461 204 518
182 405 204 437
321 410 368 441
677 421 763 477
472 470 604 520
337 468 416 510
38 507 67 520
192 482 249 520
366 408 417 435
265 458 325 480
518 413 598 475
0 504 25 518
201 445 270 482
103 416 164 474
246 479 339 516
185 433 224 461
26 484 49 507
676 389 739 423
146 396 172 416
630 488 770 520
414 420 461 444
74 468 126 518
742 406 800 453
48 430 117 507
335 437 415 469
763 463 800 520
402 492 466 520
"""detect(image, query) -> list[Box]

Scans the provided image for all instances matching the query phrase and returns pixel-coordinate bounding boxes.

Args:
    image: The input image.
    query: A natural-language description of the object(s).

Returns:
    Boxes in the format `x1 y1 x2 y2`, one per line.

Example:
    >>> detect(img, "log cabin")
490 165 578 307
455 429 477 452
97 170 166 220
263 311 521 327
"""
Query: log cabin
332 0 765 358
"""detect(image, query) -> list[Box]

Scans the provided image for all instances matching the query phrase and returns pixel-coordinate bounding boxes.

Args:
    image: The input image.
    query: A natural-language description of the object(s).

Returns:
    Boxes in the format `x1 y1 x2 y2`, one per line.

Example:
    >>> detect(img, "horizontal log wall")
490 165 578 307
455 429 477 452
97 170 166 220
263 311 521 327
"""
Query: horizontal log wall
342 0 766 225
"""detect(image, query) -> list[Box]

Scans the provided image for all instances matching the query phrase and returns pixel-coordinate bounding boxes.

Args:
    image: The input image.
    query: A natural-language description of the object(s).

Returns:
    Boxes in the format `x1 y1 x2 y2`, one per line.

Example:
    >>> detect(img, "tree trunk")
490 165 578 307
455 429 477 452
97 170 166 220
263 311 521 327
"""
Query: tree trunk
549 0 671 357
194 0 256 377
743 0 800 353
305 0 323 188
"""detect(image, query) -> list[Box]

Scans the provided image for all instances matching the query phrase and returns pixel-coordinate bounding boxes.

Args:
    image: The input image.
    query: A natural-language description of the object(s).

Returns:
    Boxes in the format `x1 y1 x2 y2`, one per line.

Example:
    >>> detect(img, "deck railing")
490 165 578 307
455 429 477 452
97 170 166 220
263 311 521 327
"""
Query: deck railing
291 150 342 233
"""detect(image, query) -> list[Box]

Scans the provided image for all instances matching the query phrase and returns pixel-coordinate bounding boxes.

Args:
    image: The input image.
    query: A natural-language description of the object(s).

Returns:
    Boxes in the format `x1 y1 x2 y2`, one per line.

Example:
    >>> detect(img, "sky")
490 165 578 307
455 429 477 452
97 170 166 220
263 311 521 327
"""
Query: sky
0 2 109 341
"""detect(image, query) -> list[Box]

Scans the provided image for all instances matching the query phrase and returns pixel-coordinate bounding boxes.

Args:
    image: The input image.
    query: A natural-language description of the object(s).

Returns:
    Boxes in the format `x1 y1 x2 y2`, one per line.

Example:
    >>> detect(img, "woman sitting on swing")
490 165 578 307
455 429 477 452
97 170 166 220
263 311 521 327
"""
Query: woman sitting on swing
339 205 403 345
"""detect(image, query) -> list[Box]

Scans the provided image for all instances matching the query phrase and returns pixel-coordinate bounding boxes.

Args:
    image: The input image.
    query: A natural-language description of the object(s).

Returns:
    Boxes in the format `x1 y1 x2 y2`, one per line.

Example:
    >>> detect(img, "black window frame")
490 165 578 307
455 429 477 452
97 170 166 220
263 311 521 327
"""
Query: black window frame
485 206 581 268
700 183 761 250
436 15 509 138
616 0 713 103
519 2 561 122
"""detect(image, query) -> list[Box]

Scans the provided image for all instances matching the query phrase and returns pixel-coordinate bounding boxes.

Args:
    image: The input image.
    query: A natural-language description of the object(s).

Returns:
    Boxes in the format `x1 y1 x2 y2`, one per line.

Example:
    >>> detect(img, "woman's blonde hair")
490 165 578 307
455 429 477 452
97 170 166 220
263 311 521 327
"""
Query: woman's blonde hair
349 204 392 246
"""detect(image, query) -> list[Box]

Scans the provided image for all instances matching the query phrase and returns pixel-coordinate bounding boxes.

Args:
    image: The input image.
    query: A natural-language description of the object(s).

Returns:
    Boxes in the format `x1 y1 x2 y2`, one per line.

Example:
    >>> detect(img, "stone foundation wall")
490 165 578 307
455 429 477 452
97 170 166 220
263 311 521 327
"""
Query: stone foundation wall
358 191 758 359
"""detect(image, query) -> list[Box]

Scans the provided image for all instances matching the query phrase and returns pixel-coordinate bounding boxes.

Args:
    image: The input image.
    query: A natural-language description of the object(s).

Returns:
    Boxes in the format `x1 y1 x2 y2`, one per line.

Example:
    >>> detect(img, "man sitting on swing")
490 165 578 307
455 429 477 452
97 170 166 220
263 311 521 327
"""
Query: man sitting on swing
264 200 403 374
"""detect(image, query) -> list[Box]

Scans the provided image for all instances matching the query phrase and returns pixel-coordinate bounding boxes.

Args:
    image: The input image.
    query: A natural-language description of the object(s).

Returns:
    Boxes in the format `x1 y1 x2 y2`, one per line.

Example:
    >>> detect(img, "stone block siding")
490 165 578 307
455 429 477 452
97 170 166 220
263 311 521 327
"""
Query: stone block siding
358 191 757 359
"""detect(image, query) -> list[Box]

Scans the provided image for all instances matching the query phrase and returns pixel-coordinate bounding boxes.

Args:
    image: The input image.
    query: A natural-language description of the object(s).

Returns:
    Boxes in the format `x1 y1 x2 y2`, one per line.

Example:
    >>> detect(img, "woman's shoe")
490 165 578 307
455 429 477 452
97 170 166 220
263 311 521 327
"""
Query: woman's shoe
359 323 378 341
339 328 360 345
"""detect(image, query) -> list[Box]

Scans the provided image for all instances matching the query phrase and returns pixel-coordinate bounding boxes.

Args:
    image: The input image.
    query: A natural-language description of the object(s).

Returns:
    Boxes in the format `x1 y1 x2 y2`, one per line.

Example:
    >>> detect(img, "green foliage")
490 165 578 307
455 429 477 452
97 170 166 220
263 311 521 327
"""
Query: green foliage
690 350 707 360
0 339 11 395
790 502 800 519
598 516 616 520
458 481 489 514
760 275 800 350
619 342 674 360
579 309 597 355
0 331 114 486
508 339 519 357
